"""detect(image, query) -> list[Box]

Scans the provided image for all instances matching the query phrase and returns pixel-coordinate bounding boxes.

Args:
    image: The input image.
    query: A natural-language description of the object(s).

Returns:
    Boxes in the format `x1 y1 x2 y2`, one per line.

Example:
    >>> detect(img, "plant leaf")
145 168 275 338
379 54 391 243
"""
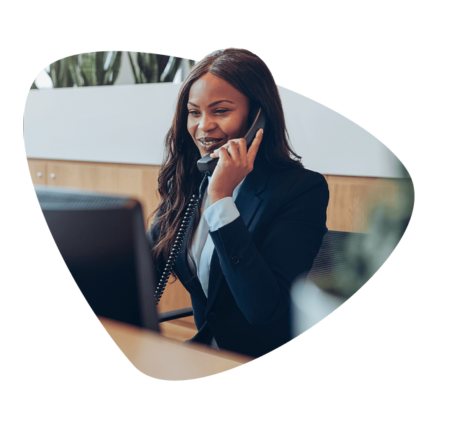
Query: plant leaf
128 52 139 84
107 51 122 85
163 57 182 82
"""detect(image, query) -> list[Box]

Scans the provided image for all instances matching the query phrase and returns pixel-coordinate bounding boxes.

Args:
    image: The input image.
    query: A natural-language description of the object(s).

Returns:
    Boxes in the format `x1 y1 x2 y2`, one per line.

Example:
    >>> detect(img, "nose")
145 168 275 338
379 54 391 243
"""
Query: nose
198 113 217 133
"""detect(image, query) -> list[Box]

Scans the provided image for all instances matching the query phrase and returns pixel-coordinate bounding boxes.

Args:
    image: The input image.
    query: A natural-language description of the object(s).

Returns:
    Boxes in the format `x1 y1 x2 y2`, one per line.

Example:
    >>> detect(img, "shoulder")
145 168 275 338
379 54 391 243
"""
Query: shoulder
268 162 328 200
262 163 329 224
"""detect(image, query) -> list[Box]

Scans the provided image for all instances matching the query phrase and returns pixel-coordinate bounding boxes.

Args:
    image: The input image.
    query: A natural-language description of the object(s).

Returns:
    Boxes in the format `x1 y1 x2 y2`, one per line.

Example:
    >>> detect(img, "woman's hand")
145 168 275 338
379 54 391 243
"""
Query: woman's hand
208 129 263 205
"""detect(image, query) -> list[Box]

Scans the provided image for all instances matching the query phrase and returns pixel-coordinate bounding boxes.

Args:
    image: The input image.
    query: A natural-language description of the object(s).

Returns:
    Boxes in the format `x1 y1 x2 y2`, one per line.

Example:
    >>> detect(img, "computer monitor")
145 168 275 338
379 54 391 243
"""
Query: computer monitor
35 185 160 332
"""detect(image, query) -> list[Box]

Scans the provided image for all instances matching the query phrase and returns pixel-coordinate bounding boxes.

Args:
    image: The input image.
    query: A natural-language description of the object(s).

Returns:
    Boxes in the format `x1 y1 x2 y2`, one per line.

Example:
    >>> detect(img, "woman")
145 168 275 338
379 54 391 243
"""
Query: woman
148 48 329 358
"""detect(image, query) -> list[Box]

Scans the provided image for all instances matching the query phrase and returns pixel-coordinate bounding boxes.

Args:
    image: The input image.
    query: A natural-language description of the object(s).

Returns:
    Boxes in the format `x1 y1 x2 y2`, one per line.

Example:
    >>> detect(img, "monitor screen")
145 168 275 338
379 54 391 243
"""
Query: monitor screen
35 185 159 332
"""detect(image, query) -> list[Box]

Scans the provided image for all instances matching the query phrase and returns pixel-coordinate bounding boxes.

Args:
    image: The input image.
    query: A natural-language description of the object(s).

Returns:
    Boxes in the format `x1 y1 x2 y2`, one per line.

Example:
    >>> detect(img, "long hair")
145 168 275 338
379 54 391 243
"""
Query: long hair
150 48 302 274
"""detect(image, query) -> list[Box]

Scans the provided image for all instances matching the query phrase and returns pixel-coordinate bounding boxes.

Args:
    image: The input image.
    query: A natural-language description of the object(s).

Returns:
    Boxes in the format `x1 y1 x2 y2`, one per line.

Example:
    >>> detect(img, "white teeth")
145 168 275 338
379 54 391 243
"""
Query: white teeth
199 139 221 146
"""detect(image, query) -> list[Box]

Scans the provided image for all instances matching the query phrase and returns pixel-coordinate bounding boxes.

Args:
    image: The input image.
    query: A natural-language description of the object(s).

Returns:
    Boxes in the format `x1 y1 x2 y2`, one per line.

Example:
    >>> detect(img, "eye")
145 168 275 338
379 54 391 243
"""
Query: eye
188 110 200 116
215 109 229 114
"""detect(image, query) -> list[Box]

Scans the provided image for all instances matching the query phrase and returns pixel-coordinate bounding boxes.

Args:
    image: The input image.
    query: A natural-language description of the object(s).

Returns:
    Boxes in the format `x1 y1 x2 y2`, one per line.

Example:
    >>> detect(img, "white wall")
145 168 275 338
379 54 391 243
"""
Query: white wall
24 83 179 165
279 87 403 177
23 83 405 178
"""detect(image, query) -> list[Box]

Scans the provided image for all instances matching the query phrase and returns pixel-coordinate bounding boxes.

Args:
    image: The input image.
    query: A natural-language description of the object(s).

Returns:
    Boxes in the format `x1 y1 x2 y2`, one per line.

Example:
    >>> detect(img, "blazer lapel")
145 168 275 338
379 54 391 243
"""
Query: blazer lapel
206 158 272 311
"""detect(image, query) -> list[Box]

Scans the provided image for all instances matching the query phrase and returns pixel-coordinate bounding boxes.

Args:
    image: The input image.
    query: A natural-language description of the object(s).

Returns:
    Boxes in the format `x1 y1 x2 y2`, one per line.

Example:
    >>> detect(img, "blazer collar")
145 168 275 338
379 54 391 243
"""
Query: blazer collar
174 158 273 310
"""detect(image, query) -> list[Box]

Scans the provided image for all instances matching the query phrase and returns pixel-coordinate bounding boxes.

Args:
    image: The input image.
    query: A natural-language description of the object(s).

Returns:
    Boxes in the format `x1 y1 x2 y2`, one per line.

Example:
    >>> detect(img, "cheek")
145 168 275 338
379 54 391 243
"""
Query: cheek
187 119 195 138
240 118 249 134
228 118 248 138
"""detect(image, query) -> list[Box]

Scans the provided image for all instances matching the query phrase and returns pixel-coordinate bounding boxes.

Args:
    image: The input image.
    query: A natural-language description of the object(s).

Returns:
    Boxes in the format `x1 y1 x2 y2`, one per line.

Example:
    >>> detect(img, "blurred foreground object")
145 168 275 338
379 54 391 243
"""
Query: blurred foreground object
292 166 414 336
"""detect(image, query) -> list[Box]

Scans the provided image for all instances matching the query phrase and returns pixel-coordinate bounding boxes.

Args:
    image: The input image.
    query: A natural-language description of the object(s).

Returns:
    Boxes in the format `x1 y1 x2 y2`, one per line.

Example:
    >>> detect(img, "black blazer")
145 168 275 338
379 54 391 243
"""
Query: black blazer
148 157 329 358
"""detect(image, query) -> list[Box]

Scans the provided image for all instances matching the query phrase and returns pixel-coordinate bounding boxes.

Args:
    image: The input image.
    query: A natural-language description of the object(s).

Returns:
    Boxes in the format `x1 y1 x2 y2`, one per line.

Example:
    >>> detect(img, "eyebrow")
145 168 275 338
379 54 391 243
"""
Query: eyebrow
187 100 235 108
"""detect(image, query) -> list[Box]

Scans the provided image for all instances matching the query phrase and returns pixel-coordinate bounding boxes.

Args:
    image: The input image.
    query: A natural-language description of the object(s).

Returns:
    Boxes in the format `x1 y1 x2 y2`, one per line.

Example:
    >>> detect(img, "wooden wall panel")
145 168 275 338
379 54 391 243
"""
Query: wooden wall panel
324 175 401 233
42 160 160 227
28 158 408 342
28 159 47 185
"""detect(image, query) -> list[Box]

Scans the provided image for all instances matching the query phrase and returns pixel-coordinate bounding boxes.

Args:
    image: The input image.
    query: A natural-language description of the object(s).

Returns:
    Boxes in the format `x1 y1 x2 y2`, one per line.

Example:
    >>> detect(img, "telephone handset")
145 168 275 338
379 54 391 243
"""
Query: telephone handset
197 106 266 175
153 107 266 304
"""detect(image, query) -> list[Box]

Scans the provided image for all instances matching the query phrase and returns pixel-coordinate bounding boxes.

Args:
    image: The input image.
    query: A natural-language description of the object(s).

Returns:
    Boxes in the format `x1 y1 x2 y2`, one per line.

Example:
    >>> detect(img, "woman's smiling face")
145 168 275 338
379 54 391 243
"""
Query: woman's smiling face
187 72 250 157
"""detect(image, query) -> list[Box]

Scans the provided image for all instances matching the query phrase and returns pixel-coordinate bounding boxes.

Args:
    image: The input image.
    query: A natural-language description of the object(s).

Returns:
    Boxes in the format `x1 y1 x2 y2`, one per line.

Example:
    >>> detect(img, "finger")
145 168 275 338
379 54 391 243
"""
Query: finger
249 129 264 149
210 143 223 158
222 139 245 155
218 146 230 163
211 138 242 157
236 138 248 163
210 146 227 158
247 129 263 164
211 142 229 158
227 140 240 156
237 138 247 151
252 129 264 145
227 140 243 167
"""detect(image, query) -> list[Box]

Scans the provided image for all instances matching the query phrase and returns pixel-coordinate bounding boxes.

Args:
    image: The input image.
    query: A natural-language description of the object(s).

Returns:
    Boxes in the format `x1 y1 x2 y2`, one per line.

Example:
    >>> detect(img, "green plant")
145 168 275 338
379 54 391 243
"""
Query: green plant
128 52 183 83
33 52 122 89
47 56 76 88
69 52 122 86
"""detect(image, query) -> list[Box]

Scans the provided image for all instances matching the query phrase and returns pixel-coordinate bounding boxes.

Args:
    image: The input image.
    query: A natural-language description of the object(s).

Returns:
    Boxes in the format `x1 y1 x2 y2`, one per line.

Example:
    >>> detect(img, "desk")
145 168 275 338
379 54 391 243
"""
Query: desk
99 317 253 380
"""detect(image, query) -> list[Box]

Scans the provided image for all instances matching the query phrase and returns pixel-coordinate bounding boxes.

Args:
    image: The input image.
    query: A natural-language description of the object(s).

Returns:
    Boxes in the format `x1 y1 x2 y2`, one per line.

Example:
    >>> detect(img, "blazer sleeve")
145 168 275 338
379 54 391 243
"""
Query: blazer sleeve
208 171 329 326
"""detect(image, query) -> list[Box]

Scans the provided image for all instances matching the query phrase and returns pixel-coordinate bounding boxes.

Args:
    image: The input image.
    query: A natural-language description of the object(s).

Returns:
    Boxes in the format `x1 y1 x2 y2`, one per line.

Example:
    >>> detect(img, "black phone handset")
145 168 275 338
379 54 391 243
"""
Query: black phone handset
153 108 266 304
197 107 266 175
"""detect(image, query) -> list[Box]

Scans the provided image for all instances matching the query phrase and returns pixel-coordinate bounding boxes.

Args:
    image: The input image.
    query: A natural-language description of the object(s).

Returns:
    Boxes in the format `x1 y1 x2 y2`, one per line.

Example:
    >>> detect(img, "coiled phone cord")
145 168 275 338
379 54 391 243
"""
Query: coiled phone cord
153 172 209 305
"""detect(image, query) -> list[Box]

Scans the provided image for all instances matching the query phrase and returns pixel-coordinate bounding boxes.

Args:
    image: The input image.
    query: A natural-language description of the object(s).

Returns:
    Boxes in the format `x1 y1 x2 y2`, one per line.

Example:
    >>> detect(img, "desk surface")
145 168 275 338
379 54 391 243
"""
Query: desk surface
99 317 253 380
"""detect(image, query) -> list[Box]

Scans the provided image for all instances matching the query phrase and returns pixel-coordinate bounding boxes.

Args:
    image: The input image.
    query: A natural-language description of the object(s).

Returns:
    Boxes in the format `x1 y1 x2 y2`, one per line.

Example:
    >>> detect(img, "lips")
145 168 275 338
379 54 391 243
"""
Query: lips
196 137 224 151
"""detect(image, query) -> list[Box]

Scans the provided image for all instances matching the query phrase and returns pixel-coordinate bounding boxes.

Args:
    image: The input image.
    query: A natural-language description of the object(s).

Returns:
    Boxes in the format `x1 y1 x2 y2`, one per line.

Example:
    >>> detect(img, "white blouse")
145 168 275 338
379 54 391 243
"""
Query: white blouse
188 177 244 297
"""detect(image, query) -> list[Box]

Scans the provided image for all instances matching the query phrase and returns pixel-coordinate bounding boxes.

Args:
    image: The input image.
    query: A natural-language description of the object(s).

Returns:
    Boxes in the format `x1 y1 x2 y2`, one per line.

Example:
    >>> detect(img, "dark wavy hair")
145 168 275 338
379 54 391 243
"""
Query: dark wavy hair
150 48 302 273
